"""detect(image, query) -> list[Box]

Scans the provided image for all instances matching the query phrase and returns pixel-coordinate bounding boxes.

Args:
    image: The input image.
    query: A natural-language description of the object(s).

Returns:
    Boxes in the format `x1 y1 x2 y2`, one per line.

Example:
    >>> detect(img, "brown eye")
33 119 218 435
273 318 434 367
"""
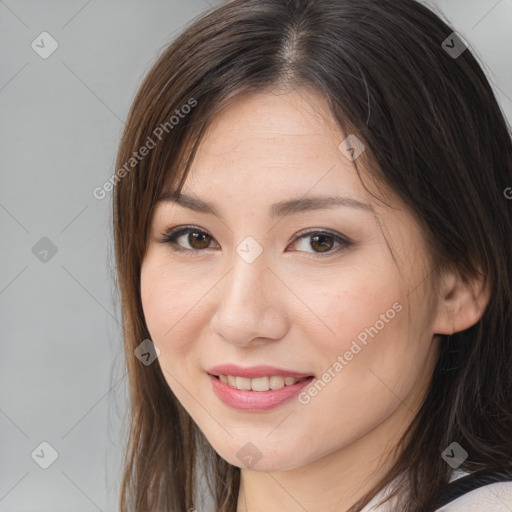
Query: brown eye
159 226 217 254
309 233 335 253
187 230 212 249
290 230 352 257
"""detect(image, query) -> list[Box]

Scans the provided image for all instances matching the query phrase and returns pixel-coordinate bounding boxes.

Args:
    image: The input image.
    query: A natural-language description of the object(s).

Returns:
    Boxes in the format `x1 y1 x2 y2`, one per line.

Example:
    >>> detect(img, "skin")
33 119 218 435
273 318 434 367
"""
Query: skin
140 87 490 512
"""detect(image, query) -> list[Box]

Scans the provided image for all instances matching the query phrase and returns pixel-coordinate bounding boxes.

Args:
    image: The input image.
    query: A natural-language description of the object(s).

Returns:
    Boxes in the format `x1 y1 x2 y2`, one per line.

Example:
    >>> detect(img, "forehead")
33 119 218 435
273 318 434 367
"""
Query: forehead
181 89 368 201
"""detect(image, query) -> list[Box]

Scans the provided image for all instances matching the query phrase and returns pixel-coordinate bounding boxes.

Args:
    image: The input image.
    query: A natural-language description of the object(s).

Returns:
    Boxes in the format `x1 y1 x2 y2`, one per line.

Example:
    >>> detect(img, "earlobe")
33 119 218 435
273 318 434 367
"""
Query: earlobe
433 267 491 335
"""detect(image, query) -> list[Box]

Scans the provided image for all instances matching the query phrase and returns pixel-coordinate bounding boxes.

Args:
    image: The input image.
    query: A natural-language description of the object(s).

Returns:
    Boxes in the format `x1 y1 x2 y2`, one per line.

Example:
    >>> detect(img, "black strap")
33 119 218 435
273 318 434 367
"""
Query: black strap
431 462 512 509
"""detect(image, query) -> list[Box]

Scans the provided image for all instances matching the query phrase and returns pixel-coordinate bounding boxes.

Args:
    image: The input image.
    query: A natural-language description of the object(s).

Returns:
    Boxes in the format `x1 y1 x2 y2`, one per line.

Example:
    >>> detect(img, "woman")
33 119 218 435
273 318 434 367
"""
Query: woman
112 0 512 510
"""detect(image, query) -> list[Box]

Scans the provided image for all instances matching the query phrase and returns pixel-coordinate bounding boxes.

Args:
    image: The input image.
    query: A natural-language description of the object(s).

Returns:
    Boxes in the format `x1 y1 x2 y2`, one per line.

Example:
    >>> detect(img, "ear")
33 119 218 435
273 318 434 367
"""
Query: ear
433 266 491 335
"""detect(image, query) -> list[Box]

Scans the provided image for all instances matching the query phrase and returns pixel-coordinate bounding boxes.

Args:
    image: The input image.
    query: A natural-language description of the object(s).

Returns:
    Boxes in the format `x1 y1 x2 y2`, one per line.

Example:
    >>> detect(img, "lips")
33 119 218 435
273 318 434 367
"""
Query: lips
208 373 315 411
205 364 316 411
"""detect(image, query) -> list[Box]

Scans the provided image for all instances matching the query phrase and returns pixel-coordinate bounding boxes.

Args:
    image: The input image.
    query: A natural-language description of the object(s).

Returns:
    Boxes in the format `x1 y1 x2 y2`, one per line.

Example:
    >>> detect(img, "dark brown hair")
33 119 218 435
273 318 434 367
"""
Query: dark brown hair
112 0 512 510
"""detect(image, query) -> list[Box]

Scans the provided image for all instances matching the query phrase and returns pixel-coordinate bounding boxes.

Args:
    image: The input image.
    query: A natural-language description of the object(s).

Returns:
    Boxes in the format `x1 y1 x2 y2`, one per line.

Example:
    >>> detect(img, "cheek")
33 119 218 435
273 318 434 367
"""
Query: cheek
300 269 429 402
140 260 190 350
140 256 216 371
299 267 404 355
308 285 434 420
140 261 206 401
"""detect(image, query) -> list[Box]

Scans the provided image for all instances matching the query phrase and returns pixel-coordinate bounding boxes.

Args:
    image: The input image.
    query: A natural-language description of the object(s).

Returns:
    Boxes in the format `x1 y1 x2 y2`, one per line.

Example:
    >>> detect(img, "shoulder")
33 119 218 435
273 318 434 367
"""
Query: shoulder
436 480 512 511
360 476 512 512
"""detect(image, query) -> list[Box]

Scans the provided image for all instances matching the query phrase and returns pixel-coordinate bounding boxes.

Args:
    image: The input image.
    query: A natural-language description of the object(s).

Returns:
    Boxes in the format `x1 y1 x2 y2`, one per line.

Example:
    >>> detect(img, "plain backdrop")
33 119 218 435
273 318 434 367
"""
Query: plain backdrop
1 1 511 510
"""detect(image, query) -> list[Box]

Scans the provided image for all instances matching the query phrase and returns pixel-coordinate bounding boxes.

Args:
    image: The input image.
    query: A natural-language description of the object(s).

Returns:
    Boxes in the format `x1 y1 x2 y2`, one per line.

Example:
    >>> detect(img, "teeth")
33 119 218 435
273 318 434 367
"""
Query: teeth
217 374 304 391
236 376 252 390
270 376 285 389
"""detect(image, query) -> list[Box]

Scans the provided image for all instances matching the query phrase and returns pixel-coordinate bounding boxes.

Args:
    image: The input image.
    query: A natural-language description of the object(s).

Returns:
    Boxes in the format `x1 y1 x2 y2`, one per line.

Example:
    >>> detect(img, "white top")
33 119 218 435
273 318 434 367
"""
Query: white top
360 470 512 511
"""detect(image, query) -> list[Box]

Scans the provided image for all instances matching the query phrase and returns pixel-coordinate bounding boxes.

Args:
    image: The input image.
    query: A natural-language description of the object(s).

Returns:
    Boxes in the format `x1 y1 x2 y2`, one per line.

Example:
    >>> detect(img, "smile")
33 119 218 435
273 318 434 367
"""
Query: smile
207 373 315 411
215 374 309 391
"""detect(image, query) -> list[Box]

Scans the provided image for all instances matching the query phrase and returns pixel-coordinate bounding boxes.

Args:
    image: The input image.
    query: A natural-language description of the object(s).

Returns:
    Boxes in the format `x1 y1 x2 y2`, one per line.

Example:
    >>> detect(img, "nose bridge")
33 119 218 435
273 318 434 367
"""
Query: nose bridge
210 239 285 345
221 233 270 302
222 242 269 314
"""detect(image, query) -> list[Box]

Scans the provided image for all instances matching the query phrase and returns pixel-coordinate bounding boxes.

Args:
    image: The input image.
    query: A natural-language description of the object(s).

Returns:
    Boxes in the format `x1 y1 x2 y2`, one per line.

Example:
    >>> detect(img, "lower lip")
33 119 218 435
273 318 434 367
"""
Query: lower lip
208 374 314 411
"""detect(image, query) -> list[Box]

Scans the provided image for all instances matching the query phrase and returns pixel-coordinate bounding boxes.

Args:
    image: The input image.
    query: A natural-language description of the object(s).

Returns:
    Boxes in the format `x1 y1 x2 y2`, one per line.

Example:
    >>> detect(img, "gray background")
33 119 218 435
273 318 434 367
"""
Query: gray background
1 1 511 511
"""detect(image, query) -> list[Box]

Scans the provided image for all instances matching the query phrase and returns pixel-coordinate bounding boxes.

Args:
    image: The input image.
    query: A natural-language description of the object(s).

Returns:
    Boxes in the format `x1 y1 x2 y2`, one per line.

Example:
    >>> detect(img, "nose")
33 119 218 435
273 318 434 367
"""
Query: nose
209 247 289 347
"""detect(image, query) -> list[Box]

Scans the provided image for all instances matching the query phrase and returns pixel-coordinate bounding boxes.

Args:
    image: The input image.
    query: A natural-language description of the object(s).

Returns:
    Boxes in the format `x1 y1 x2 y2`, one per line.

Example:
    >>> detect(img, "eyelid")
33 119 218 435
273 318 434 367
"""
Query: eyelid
292 226 353 245
157 224 353 257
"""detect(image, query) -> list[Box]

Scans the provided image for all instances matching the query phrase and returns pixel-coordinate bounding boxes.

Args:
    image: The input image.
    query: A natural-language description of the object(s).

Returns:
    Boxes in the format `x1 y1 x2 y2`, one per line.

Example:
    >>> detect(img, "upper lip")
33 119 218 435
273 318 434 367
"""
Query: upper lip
207 364 314 379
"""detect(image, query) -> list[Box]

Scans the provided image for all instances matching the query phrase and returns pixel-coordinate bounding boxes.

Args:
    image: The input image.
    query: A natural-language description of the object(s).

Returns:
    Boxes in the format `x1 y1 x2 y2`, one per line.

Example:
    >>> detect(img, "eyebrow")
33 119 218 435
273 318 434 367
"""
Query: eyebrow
156 191 372 219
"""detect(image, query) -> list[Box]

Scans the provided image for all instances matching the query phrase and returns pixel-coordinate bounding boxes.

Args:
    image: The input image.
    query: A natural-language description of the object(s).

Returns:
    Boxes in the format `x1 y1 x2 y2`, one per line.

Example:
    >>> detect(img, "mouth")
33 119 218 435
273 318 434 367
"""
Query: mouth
207 372 315 411
207 373 313 392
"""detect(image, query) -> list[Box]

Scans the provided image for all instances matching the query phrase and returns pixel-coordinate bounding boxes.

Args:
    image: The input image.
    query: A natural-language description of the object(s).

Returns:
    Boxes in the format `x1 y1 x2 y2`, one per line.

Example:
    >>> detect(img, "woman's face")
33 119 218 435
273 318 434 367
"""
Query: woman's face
140 88 442 472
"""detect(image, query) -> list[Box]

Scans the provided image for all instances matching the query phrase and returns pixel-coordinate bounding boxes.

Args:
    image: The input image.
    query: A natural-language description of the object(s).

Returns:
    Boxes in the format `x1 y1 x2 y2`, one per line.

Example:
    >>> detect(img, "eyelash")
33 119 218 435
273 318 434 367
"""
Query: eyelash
157 225 353 259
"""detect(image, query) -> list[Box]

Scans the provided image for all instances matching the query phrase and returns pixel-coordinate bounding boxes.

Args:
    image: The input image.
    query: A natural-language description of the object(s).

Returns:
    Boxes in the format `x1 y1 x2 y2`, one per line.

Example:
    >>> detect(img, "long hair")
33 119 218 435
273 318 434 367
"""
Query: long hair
112 0 512 510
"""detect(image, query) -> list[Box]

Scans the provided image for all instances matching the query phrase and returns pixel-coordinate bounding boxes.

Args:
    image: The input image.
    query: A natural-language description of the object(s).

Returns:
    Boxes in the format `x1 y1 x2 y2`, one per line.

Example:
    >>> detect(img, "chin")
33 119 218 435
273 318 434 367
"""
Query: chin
206 436 310 472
